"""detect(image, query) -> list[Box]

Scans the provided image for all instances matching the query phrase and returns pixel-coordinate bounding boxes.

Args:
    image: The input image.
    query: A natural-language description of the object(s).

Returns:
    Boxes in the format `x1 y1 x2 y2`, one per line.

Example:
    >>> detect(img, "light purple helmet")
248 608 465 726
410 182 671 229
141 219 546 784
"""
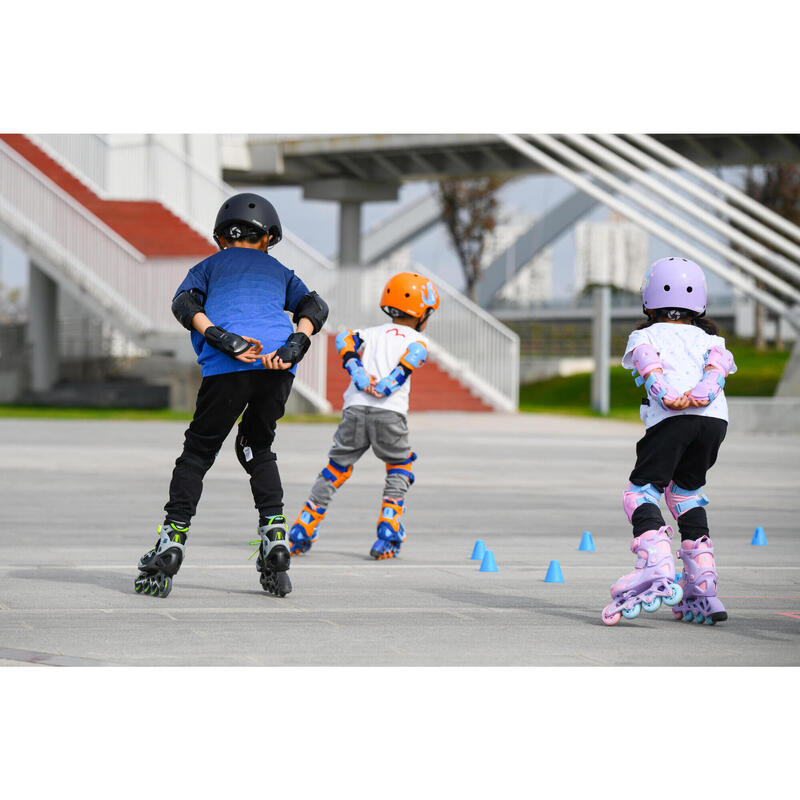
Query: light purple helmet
641 257 707 314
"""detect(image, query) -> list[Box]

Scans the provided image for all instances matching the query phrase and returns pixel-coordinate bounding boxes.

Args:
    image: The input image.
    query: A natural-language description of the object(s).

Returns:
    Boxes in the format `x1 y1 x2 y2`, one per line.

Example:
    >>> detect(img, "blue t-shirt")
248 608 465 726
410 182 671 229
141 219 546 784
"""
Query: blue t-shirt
174 248 310 377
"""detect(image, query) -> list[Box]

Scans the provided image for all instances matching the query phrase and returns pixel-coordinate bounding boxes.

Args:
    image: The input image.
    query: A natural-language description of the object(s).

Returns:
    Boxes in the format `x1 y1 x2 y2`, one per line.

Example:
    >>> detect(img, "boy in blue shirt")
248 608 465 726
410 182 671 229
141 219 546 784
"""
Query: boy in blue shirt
135 193 329 599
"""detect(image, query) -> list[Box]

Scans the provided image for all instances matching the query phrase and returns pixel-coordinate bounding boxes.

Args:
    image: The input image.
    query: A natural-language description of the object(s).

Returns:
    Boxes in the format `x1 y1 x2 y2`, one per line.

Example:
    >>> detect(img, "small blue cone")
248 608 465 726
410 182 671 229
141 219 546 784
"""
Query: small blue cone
751 526 768 546
479 550 498 572
471 539 486 560
578 531 595 551
544 560 564 583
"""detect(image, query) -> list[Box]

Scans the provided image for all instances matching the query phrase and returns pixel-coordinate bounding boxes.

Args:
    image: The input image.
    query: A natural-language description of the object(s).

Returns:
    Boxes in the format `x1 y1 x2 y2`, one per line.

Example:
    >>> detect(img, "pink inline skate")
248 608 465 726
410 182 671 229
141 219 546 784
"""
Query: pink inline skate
602 526 683 626
673 536 727 625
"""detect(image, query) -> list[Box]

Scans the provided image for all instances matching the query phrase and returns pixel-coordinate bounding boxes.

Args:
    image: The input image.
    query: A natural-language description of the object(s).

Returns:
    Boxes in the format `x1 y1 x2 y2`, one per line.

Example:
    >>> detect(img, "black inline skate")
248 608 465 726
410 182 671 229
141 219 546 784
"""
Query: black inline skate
134 522 188 598
249 515 292 597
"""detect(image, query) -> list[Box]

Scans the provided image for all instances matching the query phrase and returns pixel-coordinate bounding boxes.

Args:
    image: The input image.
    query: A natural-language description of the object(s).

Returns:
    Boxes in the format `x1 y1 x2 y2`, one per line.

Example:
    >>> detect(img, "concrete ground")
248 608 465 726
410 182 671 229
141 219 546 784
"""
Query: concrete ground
0 412 798 666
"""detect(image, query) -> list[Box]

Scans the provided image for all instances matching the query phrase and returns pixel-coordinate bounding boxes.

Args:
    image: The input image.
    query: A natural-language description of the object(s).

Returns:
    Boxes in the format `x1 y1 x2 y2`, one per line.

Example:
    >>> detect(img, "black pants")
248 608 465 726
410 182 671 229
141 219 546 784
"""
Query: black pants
628 415 727 540
164 370 294 524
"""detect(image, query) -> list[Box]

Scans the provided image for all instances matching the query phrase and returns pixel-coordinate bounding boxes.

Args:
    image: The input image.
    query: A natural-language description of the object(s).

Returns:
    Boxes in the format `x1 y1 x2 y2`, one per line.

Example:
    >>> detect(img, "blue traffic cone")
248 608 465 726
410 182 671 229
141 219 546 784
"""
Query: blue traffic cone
544 560 564 583
751 526 768 546
479 550 498 572
578 531 595 551
471 539 486 560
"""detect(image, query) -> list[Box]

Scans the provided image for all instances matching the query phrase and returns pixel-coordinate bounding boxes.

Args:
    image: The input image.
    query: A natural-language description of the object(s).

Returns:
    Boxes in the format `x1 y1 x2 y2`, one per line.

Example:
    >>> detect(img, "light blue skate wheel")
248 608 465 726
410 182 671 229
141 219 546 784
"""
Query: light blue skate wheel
683 611 693 622
621 603 641 619
642 596 662 613
705 617 715 626
664 583 683 606
694 613 705 624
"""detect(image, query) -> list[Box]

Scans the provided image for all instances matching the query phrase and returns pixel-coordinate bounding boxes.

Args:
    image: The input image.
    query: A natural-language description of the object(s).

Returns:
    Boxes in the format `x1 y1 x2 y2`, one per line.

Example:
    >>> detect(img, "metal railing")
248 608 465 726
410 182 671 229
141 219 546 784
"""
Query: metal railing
326 263 519 410
11 136 334 409
22 134 520 409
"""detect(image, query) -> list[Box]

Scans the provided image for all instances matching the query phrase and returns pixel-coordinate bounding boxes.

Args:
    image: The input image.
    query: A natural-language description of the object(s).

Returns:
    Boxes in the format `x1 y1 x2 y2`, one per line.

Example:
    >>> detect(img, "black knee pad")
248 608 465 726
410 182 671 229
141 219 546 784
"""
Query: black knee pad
235 433 277 475
176 445 215 476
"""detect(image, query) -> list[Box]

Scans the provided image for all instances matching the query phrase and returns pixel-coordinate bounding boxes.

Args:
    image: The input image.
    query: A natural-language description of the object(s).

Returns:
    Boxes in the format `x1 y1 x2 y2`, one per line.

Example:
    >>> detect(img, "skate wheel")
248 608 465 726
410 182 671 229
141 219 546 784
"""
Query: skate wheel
663 583 683 606
642 596 662 613
705 617 716 626
683 611 693 622
621 603 641 620
601 610 621 626
159 577 172 598
693 613 705 624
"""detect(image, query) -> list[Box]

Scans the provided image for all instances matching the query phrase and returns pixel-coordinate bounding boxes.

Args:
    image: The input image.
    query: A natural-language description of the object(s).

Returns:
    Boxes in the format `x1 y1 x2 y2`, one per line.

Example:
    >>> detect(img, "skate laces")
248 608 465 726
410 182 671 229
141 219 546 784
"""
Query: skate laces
248 516 288 559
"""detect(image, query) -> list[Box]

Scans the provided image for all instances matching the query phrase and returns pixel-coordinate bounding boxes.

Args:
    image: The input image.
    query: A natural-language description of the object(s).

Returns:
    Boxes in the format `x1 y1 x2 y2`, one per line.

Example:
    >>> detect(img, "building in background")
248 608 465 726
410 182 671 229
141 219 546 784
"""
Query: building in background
574 212 649 297
485 212 553 308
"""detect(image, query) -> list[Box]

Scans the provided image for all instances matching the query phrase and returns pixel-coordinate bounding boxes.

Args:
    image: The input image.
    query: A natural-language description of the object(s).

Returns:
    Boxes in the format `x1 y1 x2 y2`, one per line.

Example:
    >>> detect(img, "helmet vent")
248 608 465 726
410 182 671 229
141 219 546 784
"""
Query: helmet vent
687 286 693 293
664 285 670 291
248 202 255 208
405 293 410 297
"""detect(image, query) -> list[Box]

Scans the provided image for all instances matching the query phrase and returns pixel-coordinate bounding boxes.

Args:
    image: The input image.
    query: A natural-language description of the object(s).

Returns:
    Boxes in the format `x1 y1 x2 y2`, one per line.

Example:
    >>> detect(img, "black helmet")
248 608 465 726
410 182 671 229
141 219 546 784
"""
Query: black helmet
213 193 282 249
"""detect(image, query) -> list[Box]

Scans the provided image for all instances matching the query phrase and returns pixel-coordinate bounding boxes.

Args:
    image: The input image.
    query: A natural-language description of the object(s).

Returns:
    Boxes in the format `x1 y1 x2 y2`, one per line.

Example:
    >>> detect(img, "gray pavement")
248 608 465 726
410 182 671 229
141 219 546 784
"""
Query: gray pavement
0 412 798 666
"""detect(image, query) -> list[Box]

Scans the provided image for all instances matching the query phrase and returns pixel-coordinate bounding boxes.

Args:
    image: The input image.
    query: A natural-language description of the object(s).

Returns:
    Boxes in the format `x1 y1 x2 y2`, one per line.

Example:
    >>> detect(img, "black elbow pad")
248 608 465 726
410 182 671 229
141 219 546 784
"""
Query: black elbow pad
292 291 329 334
172 289 206 331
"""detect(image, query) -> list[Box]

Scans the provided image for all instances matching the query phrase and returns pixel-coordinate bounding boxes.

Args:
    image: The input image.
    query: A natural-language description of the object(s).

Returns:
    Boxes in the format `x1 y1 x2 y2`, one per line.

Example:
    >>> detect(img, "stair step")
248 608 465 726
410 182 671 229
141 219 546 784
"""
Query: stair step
1 135 215 258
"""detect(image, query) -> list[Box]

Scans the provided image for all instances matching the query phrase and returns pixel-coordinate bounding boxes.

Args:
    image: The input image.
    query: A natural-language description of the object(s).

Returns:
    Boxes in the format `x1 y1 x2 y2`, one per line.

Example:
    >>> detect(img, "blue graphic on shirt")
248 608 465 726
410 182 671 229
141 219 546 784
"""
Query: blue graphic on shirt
174 248 309 377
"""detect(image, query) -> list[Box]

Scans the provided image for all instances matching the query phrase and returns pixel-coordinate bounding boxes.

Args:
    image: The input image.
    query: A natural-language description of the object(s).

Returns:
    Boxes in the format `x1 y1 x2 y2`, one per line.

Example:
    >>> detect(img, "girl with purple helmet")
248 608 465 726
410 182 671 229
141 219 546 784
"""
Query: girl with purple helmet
602 257 737 627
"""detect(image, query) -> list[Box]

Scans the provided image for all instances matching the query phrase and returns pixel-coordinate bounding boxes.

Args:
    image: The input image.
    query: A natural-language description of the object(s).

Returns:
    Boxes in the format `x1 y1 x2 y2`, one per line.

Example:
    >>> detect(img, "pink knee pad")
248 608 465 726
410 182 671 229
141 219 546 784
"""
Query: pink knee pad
665 481 709 520
622 482 662 524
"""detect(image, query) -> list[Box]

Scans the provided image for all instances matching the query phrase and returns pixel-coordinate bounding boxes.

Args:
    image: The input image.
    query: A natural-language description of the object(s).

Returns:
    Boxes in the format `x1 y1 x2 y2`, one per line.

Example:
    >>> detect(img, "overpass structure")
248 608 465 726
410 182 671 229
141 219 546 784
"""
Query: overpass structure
222 133 800 334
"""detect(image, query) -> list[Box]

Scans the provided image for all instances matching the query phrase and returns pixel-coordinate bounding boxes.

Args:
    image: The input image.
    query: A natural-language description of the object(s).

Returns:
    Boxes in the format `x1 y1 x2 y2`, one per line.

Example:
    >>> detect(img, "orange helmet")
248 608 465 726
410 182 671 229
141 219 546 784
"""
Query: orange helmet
380 271 440 320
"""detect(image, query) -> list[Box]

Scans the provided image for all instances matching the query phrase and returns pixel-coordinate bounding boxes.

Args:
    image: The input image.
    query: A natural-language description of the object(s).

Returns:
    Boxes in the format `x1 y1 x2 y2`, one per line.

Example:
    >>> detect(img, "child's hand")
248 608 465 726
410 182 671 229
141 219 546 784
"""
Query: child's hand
260 351 292 370
685 390 709 408
234 337 263 362
364 375 386 398
663 394 690 410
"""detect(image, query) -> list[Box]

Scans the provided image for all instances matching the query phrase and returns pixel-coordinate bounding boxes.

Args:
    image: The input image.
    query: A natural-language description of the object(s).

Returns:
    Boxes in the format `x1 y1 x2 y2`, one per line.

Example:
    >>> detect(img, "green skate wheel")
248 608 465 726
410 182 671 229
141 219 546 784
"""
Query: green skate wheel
621 603 641 619
642 596 662 613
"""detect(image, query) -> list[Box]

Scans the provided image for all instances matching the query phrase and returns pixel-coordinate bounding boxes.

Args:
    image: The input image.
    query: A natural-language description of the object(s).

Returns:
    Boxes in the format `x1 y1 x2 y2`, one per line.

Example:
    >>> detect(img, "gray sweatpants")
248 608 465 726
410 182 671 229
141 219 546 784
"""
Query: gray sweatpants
309 405 414 508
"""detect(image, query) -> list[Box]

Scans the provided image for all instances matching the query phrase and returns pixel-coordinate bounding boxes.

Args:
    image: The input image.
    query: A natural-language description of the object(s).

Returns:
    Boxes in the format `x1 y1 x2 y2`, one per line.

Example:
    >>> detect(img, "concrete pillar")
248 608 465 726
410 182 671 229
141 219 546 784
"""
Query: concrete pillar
303 178 399 268
27 262 59 392
339 200 362 267
591 284 611 415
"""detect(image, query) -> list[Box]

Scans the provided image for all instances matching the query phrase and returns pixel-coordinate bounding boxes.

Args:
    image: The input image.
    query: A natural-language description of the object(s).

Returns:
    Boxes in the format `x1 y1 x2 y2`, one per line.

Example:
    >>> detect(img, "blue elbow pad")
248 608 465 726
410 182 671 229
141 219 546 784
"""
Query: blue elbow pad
399 341 428 371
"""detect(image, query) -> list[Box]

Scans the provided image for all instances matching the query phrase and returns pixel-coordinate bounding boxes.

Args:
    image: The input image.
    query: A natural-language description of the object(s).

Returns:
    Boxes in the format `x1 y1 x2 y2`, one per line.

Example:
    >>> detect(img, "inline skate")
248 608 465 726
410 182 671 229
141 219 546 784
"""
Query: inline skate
602 526 683 626
289 501 326 555
370 497 406 560
134 521 188 598
250 515 292 597
673 536 727 625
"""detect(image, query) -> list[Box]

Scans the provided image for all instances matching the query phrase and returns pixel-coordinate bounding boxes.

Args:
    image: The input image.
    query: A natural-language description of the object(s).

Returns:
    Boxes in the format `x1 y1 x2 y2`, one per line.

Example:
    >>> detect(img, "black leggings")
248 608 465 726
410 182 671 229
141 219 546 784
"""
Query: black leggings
164 369 294 524
628 415 727 540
